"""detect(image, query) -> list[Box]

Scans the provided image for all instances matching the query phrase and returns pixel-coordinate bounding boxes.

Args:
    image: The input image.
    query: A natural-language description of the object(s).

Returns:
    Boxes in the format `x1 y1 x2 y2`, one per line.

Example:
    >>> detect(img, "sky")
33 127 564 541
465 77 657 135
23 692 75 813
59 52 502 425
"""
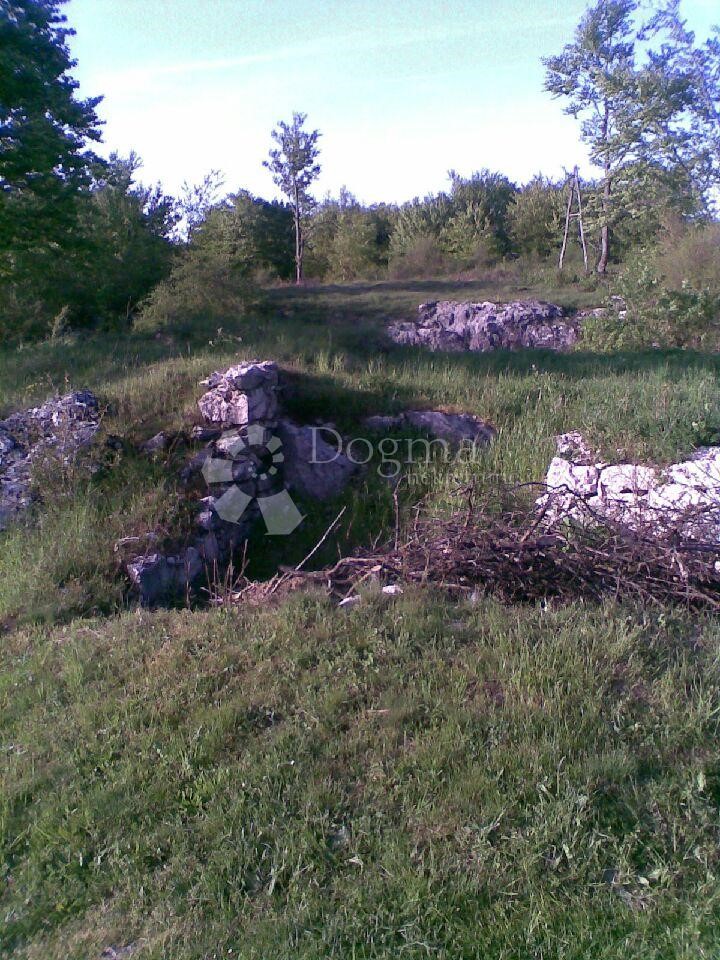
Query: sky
65 0 719 205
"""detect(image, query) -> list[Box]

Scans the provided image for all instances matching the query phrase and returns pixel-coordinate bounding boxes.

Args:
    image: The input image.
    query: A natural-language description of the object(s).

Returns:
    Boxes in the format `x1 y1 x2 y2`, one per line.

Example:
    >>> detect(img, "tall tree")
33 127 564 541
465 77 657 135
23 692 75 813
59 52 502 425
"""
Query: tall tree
544 1 639 273
544 0 718 273
0 0 102 259
263 112 321 284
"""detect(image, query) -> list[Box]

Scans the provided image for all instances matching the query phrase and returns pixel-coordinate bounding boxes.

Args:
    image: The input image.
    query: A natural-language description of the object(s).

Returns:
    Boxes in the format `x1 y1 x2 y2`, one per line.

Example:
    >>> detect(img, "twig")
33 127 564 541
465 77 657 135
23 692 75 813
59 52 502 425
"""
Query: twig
294 506 347 573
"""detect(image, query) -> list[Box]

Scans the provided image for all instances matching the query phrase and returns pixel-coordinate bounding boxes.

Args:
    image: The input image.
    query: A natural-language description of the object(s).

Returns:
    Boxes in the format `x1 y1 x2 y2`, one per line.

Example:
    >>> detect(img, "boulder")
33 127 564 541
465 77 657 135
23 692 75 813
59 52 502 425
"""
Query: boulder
140 431 171 455
599 464 657 498
363 409 495 448
538 432 720 543
277 420 359 501
198 360 279 425
388 300 579 353
546 457 599 497
403 410 495 447
127 362 363 602
126 548 203 605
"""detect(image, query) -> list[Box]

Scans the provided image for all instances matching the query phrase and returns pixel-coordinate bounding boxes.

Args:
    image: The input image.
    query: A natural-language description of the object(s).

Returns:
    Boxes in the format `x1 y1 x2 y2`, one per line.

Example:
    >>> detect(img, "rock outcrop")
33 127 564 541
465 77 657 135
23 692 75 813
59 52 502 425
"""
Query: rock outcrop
126 361 359 604
363 410 496 447
388 300 579 353
0 391 100 530
538 433 720 543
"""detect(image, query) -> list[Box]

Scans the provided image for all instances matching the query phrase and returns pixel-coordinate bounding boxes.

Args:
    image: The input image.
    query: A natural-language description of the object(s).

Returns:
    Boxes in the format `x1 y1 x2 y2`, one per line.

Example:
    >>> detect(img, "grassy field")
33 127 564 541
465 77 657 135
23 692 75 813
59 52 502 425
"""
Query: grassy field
2 278 720 958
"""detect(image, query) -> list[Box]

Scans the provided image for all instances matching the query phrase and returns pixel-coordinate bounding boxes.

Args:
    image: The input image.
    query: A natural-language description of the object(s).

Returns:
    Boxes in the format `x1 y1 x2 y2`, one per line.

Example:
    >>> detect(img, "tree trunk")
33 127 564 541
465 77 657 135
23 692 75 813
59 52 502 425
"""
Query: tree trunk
597 174 611 274
596 103 611 275
293 183 303 284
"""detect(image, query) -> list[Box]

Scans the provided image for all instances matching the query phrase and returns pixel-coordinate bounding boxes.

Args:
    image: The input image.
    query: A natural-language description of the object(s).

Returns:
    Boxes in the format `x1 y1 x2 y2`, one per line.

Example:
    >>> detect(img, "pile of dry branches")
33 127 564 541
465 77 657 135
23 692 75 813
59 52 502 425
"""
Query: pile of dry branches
221 488 720 610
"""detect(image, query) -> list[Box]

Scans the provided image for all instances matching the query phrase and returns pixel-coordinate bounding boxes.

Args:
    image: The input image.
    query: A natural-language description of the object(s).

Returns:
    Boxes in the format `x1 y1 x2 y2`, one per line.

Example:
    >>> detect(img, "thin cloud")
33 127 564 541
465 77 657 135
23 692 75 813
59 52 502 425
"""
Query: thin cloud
95 24 499 91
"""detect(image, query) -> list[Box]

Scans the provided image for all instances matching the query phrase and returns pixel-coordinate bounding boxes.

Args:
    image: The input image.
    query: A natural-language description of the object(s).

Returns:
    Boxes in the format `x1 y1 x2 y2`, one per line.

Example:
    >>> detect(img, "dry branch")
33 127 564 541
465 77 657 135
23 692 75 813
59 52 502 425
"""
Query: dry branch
225 486 720 610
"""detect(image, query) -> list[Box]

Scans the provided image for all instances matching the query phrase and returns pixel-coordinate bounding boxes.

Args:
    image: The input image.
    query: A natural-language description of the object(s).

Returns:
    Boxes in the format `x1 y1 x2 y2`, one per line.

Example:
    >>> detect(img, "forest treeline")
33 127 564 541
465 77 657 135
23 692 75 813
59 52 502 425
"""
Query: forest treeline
1 0 719 347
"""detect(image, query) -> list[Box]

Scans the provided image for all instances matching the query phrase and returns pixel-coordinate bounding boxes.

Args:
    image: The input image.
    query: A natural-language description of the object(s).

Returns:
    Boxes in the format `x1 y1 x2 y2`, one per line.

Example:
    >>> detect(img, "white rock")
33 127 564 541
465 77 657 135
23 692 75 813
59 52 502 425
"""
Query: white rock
338 595 362 608
666 448 720 489
546 457 599 496
599 464 657 498
555 431 595 464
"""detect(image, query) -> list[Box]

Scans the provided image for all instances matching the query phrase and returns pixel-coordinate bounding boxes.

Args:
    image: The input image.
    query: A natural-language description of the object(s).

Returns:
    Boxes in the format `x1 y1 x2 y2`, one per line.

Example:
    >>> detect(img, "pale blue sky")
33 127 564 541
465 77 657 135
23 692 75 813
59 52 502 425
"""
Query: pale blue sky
65 0 718 203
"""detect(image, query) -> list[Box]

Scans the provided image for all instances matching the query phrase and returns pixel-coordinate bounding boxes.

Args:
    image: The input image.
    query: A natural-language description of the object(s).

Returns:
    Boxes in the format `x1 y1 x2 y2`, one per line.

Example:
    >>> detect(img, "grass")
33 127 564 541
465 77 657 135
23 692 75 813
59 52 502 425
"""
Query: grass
1 276 720 956
2 277 720 622
2 594 720 958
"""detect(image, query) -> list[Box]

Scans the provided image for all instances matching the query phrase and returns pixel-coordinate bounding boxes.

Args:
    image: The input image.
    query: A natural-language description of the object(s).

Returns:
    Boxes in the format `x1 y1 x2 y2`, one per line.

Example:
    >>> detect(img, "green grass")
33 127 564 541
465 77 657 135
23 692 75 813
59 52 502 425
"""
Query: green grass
2 594 720 958
2 277 720 956
2 277 720 623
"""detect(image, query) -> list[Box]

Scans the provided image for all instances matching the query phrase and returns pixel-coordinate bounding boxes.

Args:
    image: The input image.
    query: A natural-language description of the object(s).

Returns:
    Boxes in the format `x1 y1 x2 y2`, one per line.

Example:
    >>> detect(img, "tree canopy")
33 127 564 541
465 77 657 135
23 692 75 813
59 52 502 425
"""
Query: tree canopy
0 0 103 256
544 0 719 272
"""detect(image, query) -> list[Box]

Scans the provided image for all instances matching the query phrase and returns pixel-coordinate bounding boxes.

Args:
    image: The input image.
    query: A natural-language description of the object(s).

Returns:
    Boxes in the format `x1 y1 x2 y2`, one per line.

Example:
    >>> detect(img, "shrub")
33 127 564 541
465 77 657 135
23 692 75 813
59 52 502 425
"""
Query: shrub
581 249 720 351
135 247 259 333
508 176 566 260
387 236 451 280
655 221 720 295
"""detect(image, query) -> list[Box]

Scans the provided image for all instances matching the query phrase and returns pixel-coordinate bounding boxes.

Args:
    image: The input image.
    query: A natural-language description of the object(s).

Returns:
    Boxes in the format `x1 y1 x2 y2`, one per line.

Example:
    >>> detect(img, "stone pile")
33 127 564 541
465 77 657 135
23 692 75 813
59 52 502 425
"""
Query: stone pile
388 300 579 353
538 432 720 544
0 390 100 530
127 360 358 604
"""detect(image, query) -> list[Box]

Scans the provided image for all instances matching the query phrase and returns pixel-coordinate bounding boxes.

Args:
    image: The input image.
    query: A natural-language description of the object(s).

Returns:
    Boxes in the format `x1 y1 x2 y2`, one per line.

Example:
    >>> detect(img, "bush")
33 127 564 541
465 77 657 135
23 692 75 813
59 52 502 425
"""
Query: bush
135 247 259 333
508 176 566 260
387 236 451 280
655 221 720 295
581 249 720 351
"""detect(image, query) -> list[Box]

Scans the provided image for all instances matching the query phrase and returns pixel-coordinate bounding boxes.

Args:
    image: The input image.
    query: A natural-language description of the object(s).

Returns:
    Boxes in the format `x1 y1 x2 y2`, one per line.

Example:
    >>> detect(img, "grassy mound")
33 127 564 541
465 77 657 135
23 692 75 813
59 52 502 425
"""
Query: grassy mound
2 277 720 956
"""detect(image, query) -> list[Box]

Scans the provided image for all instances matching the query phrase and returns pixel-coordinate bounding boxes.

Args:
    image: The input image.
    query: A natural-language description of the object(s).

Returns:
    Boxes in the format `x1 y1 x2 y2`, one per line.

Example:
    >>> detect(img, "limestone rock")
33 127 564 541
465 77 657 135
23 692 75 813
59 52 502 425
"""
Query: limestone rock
126 548 202 605
140 431 171 455
403 410 496 447
0 390 100 530
198 360 279 425
538 432 720 543
363 409 495 448
666 448 720 489
388 300 579 353
555 431 597 465
599 464 657 498
277 419 359 501
546 457 599 496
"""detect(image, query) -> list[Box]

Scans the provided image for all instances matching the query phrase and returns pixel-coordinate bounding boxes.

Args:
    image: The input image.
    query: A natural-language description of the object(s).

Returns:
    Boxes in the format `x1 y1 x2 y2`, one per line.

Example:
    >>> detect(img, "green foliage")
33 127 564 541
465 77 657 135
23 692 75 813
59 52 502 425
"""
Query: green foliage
582 245 720 350
135 244 258 333
0 0 102 258
195 190 295 282
387 171 518 276
388 193 453 260
264 112 321 282
655 219 720 293
544 0 719 271
0 153 176 339
388 235 451 279
440 170 517 262
508 175 566 259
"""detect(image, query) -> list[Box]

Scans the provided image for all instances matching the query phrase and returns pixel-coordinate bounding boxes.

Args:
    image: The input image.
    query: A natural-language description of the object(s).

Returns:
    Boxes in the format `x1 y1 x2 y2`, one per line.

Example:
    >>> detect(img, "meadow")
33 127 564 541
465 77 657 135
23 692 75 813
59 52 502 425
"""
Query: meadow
2 278 720 958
